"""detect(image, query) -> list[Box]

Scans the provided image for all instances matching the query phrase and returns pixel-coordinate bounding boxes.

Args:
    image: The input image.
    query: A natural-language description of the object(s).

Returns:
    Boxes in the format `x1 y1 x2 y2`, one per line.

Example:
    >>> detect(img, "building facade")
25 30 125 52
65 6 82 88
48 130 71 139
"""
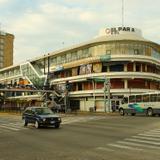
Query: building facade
0 27 159 112
0 31 14 69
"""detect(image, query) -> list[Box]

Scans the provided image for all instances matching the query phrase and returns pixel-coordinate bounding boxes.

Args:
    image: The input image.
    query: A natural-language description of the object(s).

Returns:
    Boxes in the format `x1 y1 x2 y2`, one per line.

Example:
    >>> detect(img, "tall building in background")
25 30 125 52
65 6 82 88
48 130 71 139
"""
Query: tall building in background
0 31 14 69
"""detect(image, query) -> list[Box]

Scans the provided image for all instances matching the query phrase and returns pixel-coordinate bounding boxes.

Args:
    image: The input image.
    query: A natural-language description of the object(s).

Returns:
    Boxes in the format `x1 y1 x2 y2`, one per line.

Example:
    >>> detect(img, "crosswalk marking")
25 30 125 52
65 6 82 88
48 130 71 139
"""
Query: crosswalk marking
147 130 160 133
0 116 105 132
125 138 160 145
132 135 160 141
117 141 160 150
96 147 114 152
62 116 105 125
108 143 143 151
99 128 160 153
0 124 20 131
145 131 160 135
8 123 28 129
153 129 160 131
138 133 160 138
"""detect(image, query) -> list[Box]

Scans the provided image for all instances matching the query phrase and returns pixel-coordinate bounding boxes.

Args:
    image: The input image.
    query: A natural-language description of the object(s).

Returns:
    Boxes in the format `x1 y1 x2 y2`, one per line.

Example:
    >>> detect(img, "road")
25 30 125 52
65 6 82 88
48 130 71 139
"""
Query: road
0 114 160 160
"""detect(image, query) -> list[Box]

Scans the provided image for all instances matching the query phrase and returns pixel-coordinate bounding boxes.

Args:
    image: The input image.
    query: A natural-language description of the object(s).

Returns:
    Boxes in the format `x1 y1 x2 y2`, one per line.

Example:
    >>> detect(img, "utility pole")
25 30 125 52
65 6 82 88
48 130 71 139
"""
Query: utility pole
92 79 96 111
122 0 124 27
64 81 70 113
107 79 111 112
104 77 111 112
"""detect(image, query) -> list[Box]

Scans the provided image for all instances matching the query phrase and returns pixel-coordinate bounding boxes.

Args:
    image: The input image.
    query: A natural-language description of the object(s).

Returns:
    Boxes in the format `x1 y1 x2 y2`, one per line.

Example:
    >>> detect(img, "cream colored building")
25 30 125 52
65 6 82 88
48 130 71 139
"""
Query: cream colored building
0 27 160 112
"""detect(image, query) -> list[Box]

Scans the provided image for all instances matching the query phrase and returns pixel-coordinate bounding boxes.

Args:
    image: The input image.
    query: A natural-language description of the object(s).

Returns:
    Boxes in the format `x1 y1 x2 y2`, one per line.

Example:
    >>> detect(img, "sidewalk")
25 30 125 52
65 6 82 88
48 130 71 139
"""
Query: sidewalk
68 111 119 116
0 111 119 117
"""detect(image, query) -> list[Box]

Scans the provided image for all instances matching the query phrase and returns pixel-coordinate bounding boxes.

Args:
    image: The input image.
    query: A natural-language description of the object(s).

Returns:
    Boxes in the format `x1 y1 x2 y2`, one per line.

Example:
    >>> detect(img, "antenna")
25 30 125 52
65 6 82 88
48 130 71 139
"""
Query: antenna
122 0 124 27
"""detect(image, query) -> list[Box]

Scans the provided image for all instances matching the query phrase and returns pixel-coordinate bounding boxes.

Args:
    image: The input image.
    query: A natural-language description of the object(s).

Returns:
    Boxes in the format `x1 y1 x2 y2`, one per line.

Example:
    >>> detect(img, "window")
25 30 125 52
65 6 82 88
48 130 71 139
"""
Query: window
0 50 3 56
134 49 140 55
129 95 136 103
123 97 128 104
110 64 124 72
143 94 149 102
136 64 141 72
150 94 157 102
0 44 4 50
77 51 81 59
136 95 142 102
50 57 56 65
66 53 72 62
82 49 88 58
0 63 3 68
57 56 61 64
61 55 66 63
71 52 77 60
0 57 3 61
157 94 160 102
0 39 4 43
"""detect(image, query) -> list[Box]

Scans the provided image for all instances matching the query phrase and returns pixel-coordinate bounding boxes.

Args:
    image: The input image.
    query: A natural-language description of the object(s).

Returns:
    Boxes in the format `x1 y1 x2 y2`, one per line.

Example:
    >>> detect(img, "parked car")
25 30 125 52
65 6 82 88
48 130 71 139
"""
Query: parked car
22 106 62 129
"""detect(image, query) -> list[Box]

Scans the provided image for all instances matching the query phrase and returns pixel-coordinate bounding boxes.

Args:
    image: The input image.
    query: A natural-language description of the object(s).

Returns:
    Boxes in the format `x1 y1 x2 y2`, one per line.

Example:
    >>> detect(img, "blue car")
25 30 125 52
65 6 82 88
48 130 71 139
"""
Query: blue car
22 106 62 129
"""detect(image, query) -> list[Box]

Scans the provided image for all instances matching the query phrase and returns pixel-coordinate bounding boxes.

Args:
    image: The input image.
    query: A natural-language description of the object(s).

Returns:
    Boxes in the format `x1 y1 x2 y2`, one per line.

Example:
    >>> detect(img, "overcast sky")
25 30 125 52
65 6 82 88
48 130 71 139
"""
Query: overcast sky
0 0 160 64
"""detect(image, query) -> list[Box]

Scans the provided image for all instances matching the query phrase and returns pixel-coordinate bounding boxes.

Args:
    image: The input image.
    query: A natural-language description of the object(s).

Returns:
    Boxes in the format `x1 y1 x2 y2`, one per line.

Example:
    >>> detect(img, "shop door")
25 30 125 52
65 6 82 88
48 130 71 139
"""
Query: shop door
111 100 120 112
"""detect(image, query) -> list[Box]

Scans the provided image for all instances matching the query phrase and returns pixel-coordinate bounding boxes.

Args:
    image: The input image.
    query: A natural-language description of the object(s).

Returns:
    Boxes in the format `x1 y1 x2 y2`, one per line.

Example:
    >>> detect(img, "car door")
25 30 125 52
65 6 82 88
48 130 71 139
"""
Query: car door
30 109 36 123
24 109 32 123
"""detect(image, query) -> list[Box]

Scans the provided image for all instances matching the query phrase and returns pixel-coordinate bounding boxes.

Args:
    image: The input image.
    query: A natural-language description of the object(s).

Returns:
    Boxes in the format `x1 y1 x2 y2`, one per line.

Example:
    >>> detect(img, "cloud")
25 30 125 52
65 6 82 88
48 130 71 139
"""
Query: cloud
0 0 159 64
0 0 9 4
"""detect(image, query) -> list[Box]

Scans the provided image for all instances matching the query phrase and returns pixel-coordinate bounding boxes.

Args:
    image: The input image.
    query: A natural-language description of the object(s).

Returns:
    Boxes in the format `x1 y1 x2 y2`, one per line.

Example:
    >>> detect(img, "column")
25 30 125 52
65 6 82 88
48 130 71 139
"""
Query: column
124 64 127 72
133 62 136 72
124 79 128 89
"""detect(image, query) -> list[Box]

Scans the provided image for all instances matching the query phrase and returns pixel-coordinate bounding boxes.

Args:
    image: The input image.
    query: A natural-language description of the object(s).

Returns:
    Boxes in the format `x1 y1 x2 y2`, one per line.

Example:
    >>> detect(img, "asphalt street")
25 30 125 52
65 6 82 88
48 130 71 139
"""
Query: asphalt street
0 114 160 160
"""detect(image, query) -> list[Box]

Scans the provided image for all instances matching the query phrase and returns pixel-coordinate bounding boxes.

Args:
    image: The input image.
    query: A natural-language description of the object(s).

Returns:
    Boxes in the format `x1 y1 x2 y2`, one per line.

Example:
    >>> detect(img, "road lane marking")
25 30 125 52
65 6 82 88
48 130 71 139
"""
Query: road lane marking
108 143 143 151
117 141 160 150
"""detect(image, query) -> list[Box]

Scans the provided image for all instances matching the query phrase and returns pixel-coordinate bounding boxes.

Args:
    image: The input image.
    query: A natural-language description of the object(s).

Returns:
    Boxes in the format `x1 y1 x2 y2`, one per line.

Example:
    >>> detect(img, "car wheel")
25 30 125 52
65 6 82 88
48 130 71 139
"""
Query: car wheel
119 108 124 116
55 123 60 129
23 119 28 127
147 108 153 117
35 121 39 129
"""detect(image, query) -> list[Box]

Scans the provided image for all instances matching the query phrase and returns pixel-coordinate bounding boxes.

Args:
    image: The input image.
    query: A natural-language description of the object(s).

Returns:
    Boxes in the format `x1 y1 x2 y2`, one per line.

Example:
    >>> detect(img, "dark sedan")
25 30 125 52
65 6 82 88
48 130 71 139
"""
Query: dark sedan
22 106 62 129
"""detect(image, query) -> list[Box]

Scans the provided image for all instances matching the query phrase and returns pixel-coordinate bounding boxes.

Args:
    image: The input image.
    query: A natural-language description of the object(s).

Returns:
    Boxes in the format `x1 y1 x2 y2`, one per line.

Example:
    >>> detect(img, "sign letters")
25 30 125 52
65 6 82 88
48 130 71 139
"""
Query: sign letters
105 27 135 35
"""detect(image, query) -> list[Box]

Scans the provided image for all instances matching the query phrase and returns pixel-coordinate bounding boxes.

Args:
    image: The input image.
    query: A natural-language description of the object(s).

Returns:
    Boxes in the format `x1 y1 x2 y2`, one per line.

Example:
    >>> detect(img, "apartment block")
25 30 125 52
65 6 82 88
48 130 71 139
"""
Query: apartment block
0 31 14 68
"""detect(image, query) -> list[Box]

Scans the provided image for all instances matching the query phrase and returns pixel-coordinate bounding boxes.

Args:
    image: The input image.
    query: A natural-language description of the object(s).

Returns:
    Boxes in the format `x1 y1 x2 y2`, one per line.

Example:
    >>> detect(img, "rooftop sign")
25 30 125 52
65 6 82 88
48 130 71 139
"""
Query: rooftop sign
105 27 136 35
97 26 142 37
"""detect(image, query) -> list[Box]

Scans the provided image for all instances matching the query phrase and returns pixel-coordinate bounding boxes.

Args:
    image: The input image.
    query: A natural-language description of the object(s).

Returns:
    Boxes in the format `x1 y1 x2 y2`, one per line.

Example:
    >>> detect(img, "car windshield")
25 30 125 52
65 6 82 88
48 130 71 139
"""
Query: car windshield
34 108 53 115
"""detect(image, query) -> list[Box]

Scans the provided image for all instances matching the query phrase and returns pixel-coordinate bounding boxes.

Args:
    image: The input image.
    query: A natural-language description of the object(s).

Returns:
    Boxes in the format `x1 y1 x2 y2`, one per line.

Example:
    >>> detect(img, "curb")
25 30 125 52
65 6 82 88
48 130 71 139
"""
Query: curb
0 111 119 117
0 112 21 116
64 111 119 116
